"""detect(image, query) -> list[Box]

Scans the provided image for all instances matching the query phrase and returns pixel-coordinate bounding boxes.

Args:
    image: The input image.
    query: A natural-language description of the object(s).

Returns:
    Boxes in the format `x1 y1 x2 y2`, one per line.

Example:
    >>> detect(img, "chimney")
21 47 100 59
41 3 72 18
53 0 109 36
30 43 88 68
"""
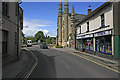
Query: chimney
88 5 92 15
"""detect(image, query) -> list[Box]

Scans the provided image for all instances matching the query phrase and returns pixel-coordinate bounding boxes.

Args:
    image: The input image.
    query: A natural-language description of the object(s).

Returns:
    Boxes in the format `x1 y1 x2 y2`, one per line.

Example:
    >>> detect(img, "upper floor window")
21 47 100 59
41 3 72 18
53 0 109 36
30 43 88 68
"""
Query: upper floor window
79 26 81 34
101 13 105 27
15 3 18 15
87 22 89 32
2 2 9 16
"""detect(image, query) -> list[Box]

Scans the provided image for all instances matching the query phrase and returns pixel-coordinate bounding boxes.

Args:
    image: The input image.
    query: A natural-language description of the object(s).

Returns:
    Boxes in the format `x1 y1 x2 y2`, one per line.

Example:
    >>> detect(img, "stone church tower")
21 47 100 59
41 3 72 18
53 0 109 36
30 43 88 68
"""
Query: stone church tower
56 0 86 48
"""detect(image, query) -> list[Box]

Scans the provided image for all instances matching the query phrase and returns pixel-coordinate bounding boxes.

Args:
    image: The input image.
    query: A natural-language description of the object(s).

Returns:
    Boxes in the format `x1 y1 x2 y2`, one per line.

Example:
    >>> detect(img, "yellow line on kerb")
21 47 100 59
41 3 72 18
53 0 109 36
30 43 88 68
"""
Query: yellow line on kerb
68 51 120 73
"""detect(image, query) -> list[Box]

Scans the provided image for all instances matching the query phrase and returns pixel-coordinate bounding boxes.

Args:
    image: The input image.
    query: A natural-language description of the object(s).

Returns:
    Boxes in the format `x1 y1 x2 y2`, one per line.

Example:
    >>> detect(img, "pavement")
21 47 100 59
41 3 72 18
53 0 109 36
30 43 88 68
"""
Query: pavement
2 48 38 79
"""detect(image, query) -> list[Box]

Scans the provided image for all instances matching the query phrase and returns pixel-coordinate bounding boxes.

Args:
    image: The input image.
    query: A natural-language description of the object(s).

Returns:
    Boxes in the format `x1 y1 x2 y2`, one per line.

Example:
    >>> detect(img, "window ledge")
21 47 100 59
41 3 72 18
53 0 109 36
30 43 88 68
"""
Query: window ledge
2 13 10 18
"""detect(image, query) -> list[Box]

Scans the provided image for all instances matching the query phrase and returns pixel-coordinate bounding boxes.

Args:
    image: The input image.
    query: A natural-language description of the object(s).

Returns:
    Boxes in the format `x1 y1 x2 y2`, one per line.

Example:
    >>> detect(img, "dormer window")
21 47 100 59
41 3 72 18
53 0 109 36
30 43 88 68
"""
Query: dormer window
101 13 105 27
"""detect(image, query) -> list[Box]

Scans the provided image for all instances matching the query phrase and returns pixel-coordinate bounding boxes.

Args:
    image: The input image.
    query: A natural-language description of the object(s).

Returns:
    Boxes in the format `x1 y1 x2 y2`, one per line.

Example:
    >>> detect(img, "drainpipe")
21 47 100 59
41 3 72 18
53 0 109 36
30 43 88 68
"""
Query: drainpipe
75 26 77 49
17 1 22 60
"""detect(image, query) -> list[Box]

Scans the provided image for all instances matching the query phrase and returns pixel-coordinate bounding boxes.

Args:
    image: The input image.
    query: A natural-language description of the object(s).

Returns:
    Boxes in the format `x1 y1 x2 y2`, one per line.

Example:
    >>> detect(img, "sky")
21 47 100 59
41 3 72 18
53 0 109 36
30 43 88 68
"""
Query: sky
20 2 105 37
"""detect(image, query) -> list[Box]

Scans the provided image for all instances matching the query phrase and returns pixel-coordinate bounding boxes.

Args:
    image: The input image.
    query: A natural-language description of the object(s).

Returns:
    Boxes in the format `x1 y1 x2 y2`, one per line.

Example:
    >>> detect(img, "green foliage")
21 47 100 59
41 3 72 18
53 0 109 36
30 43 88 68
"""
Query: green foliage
22 31 25 38
35 31 45 43
25 37 35 41
49 37 56 44
56 46 63 48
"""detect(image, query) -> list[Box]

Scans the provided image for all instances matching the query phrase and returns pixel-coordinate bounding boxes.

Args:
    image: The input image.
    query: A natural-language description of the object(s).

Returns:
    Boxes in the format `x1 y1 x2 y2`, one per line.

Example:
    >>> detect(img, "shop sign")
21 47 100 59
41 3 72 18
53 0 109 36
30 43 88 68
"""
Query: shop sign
94 30 112 37
77 34 93 39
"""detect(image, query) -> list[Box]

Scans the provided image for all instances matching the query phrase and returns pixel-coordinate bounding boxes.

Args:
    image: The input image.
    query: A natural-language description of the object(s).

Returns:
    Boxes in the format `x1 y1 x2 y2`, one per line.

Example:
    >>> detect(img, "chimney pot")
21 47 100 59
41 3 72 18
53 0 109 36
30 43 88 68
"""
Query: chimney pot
88 5 92 15
89 5 91 9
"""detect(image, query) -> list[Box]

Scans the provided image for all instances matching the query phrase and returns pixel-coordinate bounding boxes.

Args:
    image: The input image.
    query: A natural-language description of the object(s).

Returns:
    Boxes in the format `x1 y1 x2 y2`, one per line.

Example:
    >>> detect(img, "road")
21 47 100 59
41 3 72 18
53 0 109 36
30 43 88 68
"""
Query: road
27 45 118 78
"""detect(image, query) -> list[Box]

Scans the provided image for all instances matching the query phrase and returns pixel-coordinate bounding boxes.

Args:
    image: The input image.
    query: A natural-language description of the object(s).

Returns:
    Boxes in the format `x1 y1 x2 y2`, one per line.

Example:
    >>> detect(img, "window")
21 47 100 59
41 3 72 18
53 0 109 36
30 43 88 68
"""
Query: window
101 14 105 27
79 26 81 34
96 36 112 54
87 22 89 32
15 3 18 15
2 30 8 54
2 2 9 16
77 40 83 49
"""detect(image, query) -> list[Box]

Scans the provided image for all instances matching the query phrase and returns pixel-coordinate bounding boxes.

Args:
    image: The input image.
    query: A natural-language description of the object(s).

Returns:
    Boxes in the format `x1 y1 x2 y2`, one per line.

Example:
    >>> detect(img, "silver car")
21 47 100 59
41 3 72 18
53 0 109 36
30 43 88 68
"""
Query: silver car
40 43 48 49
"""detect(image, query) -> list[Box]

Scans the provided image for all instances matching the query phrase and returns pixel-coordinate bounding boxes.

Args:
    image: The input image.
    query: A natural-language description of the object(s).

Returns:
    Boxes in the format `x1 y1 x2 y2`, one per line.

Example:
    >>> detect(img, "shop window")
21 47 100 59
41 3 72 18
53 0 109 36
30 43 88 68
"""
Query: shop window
83 39 86 49
89 39 93 50
105 36 112 54
77 40 83 49
96 37 105 52
99 37 105 52
77 40 80 48
96 36 112 54
85 38 93 50
96 39 100 52
86 39 89 50
101 14 105 27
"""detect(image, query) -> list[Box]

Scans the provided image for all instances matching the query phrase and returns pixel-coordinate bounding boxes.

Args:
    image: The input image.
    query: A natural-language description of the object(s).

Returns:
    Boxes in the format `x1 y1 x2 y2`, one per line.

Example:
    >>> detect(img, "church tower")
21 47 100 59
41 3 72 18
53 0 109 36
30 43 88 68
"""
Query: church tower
70 5 75 48
58 0 62 46
63 0 69 47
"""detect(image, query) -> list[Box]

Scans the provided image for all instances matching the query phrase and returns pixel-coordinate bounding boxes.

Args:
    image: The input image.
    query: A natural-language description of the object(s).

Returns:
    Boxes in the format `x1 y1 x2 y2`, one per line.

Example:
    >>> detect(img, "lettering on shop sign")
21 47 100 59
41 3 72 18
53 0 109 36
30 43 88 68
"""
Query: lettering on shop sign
77 34 93 39
94 30 112 37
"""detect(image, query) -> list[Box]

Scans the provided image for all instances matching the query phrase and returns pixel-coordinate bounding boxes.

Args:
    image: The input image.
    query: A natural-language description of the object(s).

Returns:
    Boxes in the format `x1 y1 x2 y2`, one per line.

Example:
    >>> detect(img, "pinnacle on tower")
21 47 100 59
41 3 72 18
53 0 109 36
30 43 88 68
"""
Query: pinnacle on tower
71 5 75 15
58 0 62 17
64 0 69 14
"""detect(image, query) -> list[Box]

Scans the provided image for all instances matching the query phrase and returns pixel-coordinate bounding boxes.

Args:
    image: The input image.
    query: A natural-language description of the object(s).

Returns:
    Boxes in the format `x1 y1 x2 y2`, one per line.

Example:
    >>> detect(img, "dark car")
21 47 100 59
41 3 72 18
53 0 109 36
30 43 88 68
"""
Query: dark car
40 43 48 49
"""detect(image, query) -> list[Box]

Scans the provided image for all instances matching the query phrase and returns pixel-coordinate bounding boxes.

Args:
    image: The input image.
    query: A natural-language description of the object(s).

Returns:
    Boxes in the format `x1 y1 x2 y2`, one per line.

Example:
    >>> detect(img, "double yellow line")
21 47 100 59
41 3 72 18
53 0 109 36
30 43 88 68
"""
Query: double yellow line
67 51 120 74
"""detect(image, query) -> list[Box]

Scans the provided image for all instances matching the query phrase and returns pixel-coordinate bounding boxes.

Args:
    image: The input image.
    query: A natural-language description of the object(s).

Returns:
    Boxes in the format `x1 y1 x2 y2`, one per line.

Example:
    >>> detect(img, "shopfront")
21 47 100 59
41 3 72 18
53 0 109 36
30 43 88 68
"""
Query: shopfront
77 29 112 55
94 30 112 55
77 34 93 51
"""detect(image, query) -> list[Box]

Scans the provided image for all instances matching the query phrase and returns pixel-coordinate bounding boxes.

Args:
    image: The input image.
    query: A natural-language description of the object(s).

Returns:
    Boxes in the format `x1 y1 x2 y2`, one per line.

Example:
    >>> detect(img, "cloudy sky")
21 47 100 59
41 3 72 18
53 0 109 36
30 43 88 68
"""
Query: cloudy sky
20 2 104 37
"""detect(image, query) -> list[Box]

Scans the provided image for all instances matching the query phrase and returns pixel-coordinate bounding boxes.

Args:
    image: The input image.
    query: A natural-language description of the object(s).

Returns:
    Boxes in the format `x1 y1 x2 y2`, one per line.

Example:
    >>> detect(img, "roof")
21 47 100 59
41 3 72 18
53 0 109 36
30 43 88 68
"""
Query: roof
68 13 86 22
74 14 86 22
76 2 112 26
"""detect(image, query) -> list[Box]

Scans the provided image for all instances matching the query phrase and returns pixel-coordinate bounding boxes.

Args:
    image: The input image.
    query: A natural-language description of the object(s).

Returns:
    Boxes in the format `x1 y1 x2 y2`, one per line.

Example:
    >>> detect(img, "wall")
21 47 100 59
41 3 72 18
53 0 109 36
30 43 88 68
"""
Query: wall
79 4 113 34
113 2 120 59
2 2 18 64
0 2 2 78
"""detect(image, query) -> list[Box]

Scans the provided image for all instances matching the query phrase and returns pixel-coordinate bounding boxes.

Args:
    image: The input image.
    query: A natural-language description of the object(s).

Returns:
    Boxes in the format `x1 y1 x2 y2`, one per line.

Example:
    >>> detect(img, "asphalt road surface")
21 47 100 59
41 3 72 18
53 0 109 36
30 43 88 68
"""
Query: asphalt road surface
27 45 118 78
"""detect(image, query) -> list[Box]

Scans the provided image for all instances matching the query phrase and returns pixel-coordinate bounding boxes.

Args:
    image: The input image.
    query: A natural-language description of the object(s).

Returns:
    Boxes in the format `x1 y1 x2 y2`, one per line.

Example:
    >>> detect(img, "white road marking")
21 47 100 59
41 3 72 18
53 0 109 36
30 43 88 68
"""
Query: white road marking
61 60 70 69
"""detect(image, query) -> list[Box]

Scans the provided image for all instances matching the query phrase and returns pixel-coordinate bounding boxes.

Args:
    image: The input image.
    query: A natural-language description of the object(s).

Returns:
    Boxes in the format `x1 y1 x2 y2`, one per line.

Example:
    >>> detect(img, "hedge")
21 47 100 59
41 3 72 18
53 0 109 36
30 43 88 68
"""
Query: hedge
56 46 63 48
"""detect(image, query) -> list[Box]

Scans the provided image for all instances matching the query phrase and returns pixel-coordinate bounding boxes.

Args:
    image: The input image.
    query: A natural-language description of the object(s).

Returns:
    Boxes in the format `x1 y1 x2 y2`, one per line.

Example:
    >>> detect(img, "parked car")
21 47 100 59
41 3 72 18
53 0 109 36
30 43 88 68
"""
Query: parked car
32 42 38 45
27 40 32 47
40 43 48 49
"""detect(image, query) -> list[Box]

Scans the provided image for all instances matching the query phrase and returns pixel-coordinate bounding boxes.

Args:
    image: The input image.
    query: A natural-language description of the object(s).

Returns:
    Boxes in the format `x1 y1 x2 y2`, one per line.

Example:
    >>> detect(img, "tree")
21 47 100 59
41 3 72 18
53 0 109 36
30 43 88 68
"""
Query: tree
35 31 45 43
22 31 25 38
22 31 25 44
50 37 56 44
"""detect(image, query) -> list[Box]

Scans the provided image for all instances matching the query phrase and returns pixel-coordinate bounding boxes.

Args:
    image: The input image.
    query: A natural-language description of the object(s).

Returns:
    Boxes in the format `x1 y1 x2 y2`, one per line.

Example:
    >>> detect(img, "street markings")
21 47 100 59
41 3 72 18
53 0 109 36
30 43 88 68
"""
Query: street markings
23 48 38 80
61 60 70 69
66 51 120 74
